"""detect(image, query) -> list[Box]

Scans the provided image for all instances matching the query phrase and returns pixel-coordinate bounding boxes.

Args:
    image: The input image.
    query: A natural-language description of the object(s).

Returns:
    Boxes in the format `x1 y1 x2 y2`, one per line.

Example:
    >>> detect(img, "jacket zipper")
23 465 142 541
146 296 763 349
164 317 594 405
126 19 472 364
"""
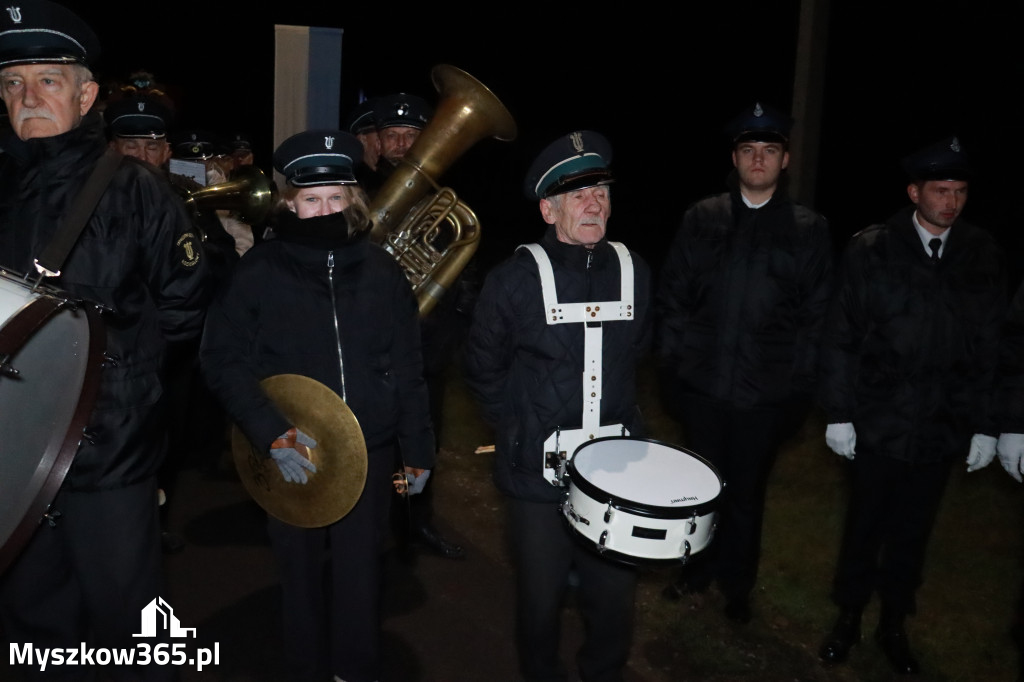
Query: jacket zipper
327 251 347 402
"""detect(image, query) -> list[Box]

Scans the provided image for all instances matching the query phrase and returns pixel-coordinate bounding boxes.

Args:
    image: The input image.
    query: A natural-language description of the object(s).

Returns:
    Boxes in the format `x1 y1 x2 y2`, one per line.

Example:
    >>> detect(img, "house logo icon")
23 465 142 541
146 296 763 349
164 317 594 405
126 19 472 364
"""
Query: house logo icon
132 597 196 638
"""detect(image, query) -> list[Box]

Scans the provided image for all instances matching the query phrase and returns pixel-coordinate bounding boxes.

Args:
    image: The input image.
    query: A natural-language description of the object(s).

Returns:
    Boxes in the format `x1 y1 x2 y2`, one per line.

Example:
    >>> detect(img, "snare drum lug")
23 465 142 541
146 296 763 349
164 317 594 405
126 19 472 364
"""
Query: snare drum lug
598 530 608 550
43 507 62 528
81 425 102 445
679 540 692 564
604 501 613 524
101 353 120 368
686 511 697 535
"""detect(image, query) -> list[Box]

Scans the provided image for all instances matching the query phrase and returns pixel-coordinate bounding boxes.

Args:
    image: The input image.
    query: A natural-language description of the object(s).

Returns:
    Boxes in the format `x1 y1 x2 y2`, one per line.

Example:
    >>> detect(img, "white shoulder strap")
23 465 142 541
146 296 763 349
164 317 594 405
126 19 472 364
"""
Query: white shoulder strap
517 242 635 325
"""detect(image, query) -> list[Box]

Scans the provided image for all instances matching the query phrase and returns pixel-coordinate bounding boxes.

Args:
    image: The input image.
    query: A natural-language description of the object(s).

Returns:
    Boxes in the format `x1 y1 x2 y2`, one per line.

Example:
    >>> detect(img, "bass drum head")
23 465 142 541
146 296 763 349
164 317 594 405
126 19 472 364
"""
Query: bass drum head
0 291 103 575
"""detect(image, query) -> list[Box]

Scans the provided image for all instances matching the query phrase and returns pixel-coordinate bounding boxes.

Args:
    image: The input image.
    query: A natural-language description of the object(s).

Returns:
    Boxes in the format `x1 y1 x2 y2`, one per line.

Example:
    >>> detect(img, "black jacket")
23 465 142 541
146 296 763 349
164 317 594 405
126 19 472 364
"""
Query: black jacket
199 218 434 469
0 111 211 490
656 184 834 408
464 227 652 503
818 206 1006 463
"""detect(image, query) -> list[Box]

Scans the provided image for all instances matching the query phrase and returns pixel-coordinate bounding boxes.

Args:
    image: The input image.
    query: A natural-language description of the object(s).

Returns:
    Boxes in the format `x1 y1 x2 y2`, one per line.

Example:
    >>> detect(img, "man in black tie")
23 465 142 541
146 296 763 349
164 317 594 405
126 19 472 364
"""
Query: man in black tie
817 137 1007 676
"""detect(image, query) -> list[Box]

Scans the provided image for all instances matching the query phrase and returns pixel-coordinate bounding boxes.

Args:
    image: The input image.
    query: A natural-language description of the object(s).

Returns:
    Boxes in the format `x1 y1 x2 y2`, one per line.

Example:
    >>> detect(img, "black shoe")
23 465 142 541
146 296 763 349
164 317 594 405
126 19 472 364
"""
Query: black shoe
875 626 921 675
723 597 752 624
161 531 185 555
819 609 862 664
413 524 465 559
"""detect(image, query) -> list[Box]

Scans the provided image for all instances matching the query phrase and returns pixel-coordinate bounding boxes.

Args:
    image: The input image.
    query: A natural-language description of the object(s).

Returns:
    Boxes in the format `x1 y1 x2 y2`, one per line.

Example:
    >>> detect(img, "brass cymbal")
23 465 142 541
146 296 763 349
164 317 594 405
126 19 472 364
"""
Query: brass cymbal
231 374 368 528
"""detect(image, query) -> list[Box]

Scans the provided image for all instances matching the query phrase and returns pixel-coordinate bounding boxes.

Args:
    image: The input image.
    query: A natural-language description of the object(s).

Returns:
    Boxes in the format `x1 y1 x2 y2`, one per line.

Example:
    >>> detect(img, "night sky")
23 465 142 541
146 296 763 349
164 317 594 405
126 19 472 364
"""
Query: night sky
61 0 1020 283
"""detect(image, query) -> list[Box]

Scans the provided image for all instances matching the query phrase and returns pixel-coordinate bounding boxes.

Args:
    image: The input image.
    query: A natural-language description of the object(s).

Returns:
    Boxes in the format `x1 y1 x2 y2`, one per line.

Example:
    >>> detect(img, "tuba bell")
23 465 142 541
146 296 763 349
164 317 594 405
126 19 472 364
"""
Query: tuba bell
184 165 278 226
368 64 517 317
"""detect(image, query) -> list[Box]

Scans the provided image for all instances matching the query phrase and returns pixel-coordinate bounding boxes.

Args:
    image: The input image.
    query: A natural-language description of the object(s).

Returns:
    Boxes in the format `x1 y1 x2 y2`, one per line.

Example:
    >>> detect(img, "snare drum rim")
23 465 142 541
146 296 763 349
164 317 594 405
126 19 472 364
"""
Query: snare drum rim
0 295 106 577
565 436 723 520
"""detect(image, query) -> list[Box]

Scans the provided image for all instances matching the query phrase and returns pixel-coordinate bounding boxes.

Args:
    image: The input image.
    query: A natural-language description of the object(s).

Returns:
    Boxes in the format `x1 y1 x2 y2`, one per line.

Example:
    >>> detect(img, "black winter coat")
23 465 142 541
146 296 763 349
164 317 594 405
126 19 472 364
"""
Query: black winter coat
656 186 833 408
199 220 434 469
0 112 211 490
464 228 652 503
817 206 1006 463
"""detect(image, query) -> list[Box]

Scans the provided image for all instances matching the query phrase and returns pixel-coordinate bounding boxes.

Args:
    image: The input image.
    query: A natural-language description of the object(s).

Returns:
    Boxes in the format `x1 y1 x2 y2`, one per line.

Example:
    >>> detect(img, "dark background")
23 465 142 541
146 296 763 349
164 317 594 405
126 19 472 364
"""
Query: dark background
63 0 1021 284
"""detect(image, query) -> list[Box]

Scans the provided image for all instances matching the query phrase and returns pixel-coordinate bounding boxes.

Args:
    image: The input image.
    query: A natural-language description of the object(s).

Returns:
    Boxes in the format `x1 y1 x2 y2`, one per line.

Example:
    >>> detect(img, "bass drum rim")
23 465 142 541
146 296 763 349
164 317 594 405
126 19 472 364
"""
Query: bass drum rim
0 285 105 577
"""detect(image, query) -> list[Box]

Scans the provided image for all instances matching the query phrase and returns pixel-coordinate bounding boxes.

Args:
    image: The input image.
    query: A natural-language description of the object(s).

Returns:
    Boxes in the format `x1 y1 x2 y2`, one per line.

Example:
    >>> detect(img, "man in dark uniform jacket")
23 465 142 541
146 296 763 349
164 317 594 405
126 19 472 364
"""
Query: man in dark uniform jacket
465 131 652 682
656 102 834 623
817 137 1006 676
0 2 209 677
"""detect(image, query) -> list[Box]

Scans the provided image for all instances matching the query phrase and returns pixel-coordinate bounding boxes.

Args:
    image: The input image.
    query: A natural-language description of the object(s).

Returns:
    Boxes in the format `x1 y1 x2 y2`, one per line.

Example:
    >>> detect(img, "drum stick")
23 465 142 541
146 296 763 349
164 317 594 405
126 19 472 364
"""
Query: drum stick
474 444 495 455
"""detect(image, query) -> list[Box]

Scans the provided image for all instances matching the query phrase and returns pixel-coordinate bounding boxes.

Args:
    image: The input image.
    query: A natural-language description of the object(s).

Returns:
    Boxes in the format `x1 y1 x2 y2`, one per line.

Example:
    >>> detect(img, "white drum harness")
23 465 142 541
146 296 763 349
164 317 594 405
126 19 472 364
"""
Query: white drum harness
517 242 636 486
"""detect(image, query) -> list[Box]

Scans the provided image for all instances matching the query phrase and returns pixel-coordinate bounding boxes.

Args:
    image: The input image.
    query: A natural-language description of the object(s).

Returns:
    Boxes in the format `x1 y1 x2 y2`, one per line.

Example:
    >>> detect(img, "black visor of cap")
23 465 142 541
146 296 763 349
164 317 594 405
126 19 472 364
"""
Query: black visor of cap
288 165 358 187
542 169 615 199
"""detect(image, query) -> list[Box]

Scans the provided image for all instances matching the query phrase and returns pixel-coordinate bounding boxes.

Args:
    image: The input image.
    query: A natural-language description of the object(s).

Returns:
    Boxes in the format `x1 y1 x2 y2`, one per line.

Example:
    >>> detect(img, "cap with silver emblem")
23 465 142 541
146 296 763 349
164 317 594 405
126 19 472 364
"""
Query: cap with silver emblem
724 101 793 145
105 94 173 139
0 0 100 67
273 130 364 187
373 93 432 131
902 136 973 182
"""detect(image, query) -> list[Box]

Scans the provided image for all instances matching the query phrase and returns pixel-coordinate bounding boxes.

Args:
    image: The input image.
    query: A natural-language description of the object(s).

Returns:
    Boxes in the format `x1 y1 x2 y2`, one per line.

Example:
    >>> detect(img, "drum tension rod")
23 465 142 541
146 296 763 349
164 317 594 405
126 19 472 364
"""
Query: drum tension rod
0 356 18 377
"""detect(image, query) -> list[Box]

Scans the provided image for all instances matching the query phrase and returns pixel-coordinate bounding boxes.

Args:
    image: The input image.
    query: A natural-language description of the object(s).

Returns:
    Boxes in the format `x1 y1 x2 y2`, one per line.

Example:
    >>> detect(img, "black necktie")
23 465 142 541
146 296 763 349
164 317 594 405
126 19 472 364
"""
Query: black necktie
929 237 942 264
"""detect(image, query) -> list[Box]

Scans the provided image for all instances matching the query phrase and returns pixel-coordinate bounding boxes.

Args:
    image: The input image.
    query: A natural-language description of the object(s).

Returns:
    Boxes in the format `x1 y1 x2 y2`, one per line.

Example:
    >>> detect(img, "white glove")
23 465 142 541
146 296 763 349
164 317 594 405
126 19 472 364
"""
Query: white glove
270 428 318 484
996 433 1024 483
965 433 997 472
825 422 856 459
408 469 432 495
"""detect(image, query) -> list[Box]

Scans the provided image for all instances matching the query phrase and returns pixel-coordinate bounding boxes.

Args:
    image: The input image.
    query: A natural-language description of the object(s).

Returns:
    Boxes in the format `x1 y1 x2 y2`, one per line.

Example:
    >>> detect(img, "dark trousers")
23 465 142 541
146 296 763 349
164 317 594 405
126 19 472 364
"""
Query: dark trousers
0 477 174 681
508 498 637 682
267 446 393 682
831 450 953 617
673 396 793 601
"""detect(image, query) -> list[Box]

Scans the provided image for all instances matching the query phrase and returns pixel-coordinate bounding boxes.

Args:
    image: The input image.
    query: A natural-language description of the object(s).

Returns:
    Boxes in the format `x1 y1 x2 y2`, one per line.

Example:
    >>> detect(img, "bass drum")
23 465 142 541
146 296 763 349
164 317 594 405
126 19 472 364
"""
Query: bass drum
0 271 104 575
562 437 722 565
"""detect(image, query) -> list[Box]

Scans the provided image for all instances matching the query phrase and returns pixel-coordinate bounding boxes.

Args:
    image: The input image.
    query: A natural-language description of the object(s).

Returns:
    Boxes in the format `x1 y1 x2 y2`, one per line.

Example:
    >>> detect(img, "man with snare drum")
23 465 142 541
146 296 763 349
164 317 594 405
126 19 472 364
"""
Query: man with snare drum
465 130 652 682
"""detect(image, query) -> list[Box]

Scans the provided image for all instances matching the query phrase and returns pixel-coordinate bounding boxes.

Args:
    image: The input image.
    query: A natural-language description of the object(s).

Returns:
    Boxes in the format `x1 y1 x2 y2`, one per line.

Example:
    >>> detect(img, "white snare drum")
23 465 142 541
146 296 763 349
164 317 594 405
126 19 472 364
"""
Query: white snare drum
562 437 722 564
0 270 104 575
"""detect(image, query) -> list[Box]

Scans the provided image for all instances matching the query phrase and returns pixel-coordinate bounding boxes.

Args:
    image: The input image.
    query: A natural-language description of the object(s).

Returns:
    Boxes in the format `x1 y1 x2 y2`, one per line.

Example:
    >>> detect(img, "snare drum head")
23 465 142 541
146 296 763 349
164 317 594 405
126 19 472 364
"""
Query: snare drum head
569 438 721 510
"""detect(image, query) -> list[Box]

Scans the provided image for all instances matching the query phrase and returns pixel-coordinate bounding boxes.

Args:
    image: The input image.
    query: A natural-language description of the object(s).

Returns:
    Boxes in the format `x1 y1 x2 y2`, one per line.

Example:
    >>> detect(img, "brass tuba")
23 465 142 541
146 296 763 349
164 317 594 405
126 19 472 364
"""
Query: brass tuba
368 64 517 317
184 165 278 226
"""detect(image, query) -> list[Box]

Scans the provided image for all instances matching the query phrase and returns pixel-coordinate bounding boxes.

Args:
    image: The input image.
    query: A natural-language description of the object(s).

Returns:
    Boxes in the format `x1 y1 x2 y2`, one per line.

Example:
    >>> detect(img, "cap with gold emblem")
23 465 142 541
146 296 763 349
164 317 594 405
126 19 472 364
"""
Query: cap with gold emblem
273 130 364 187
0 0 100 67
523 130 614 201
902 136 973 182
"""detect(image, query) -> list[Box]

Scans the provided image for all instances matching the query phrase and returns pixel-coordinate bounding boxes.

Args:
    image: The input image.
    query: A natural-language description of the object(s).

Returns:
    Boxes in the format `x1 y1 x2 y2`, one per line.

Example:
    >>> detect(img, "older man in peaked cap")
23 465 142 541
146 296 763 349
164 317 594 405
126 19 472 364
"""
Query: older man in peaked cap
816 136 1005 676
0 2 209 677
465 130 652 682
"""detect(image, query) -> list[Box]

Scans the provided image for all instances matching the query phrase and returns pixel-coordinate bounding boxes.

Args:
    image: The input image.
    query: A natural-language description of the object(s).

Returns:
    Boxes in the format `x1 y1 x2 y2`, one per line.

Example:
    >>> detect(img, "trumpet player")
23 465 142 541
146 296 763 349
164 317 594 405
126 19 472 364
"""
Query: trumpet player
200 129 434 682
